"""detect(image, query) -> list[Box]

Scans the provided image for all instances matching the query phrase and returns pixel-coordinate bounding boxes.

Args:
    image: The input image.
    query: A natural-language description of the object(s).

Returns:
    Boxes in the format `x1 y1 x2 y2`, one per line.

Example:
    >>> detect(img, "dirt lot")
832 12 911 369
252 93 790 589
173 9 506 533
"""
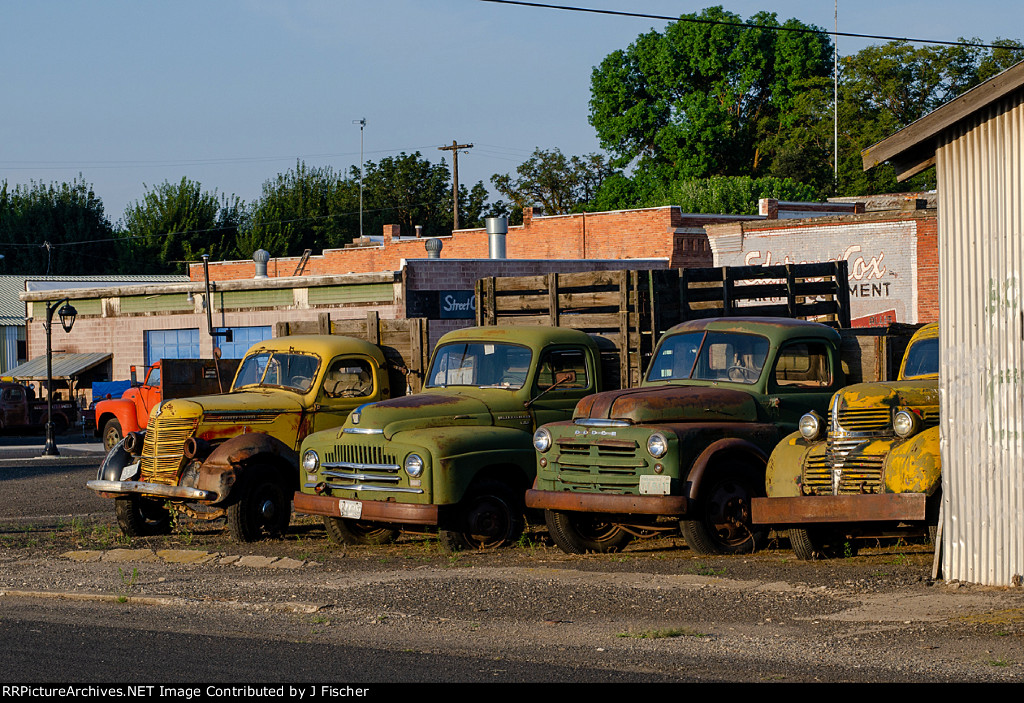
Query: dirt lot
2 513 1024 683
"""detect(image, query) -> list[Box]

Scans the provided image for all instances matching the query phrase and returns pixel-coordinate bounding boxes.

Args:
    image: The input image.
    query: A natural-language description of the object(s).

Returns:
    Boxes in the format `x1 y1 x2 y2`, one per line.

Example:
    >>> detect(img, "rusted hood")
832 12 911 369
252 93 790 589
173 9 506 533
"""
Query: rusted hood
347 391 494 439
575 384 758 424
838 379 939 411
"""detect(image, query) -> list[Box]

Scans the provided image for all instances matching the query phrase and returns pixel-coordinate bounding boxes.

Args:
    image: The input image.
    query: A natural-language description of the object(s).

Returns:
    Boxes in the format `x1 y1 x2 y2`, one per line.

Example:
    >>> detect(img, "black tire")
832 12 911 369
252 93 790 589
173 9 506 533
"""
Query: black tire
438 481 524 551
323 516 398 546
115 495 172 537
788 528 857 560
103 418 123 451
679 464 766 555
545 509 634 554
227 468 292 542
52 414 69 435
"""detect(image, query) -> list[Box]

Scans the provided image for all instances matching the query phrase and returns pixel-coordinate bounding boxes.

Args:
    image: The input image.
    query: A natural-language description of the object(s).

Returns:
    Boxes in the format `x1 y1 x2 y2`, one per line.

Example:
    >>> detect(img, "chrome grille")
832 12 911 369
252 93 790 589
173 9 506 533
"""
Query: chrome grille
139 417 198 485
804 453 885 495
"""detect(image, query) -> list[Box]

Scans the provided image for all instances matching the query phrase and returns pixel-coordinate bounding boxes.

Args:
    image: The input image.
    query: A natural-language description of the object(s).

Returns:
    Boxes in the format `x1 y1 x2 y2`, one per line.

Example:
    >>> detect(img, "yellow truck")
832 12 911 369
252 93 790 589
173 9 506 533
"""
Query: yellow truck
751 323 939 558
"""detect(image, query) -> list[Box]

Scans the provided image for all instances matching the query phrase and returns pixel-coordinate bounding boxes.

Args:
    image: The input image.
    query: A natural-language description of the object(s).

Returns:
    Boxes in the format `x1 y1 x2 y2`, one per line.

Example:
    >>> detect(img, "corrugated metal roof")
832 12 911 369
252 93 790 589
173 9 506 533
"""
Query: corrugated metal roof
3 352 111 381
0 275 186 324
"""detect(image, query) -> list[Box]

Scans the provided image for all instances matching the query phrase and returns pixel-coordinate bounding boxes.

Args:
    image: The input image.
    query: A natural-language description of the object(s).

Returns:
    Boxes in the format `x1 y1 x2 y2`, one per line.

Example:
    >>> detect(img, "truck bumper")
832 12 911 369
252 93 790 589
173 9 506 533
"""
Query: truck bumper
293 491 440 525
525 489 689 516
751 493 927 525
86 479 215 502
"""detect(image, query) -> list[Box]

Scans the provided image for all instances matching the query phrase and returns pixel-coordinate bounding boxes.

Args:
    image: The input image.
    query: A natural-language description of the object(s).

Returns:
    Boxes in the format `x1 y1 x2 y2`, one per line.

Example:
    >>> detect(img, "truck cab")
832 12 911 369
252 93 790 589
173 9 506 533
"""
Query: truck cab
88 335 393 542
751 323 940 558
528 317 846 555
294 326 604 551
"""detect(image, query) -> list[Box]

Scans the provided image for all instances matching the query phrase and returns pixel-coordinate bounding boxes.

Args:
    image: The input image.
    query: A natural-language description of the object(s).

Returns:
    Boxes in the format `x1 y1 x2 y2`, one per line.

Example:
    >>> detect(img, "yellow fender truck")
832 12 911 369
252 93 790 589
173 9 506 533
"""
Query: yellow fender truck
87 335 397 542
751 323 939 559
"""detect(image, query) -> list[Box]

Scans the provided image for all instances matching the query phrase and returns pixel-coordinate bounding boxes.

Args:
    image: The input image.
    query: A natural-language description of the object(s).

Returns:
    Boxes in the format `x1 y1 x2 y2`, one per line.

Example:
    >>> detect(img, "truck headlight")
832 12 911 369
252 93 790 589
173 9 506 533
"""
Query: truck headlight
533 427 552 453
405 453 424 477
647 432 668 458
302 450 320 472
799 412 824 440
893 409 919 438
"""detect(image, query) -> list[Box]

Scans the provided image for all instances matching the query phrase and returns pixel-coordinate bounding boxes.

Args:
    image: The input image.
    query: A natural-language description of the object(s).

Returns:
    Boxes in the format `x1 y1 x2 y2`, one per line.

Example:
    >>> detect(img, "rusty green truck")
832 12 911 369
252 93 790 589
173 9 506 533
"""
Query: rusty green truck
293 325 606 550
527 317 850 555
751 322 939 559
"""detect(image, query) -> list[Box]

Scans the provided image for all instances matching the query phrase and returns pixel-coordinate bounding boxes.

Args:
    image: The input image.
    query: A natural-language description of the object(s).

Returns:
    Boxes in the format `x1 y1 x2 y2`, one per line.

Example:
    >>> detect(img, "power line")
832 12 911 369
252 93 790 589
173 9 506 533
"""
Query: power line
477 0 1024 51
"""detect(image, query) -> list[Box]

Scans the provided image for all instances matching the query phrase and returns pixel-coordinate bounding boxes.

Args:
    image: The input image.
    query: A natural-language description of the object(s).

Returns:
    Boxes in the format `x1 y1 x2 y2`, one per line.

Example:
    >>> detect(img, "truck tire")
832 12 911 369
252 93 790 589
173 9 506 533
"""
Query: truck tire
227 468 291 542
788 528 818 560
545 509 634 554
115 495 172 537
323 516 398 546
680 465 766 555
788 528 857 560
103 418 124 451
438 481 524 551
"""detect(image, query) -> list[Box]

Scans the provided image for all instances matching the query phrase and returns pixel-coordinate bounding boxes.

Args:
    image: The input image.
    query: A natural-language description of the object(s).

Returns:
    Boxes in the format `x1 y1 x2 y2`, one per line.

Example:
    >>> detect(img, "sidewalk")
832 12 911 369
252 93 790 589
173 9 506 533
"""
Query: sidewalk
0 432 106 459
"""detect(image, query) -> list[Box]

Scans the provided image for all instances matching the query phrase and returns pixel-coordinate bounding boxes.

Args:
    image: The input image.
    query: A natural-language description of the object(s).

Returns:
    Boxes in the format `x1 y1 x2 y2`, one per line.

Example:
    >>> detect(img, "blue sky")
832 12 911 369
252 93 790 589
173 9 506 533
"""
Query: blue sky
2 1 1021 227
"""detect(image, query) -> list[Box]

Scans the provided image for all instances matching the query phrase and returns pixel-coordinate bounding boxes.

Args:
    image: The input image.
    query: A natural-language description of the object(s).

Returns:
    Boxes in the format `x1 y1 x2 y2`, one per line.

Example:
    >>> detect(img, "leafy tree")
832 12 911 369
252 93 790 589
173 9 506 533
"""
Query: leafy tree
0 176 118 275
120 177 244 274
491 148 613 216
594 175 817 215
360 152 452 238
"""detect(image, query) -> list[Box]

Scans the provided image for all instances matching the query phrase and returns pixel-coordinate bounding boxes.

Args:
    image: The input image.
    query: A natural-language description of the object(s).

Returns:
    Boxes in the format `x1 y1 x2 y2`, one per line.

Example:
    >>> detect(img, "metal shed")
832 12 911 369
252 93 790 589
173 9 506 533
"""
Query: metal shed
863 61 1024 586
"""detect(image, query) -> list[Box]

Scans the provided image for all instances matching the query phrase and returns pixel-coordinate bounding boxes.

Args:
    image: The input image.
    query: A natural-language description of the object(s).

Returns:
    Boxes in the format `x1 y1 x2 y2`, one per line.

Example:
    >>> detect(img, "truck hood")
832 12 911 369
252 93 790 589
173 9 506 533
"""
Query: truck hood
574 384 759 424
156 390 304 420
346 390 497 439
837 379 939 411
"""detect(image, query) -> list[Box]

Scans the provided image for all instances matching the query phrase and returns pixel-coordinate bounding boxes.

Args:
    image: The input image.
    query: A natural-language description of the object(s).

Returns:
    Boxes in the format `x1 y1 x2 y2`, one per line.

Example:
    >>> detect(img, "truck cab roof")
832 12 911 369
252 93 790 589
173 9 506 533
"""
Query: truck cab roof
665 317 842 346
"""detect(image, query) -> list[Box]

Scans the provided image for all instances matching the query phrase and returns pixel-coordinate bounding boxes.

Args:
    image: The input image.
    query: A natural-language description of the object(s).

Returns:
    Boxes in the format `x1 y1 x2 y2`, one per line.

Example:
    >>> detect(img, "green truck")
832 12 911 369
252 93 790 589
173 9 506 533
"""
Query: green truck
751 322 940 559
294 325 607 550
527 317 853 555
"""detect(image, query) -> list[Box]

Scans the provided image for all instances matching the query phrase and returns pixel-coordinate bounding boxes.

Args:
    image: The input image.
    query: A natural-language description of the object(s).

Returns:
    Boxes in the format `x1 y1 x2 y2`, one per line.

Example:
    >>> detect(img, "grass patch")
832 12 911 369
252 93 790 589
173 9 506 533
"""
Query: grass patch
692 562 726 576
618 627 707 639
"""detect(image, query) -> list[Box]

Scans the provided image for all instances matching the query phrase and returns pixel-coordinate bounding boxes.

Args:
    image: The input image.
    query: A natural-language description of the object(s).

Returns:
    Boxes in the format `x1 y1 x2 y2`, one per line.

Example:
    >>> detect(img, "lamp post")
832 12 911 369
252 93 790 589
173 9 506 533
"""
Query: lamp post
42 297 77 457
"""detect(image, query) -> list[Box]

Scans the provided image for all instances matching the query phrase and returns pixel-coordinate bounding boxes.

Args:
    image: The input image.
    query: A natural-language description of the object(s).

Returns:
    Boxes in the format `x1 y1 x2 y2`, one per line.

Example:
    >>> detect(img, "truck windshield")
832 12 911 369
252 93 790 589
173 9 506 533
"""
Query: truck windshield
901 337 939 379
427 342 533 388
232 351 321 393
647 331 770 384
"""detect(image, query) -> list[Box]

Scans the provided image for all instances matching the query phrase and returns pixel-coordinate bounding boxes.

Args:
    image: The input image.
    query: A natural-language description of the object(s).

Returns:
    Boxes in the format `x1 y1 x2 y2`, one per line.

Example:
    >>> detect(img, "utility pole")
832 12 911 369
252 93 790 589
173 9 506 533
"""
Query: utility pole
354 118 366 238
438 140 473 231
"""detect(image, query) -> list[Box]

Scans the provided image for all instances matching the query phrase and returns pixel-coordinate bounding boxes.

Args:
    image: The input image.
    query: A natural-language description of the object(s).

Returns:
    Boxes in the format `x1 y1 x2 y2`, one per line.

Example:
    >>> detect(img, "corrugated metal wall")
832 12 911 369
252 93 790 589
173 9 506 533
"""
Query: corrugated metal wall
936 95 1024 585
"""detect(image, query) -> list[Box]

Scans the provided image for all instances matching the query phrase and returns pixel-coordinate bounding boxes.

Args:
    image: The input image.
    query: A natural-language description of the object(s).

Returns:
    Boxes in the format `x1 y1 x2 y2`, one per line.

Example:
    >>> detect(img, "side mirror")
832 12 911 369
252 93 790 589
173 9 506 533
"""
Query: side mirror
130 366 139 387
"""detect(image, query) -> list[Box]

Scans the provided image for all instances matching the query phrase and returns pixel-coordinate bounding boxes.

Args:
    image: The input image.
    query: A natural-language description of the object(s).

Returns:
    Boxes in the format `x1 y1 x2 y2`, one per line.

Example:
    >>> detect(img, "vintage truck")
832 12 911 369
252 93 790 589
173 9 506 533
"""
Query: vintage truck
750 322 940 559
294 325 607 550
0 381 78 434
526 317 857 555
87 334 404 541
93 358 240 451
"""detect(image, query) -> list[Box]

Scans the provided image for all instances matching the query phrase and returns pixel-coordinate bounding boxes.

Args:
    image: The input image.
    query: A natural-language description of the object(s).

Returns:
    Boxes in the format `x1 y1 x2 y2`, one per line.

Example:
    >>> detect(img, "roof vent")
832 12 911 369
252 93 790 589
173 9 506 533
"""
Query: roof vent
253 249 270 279
486 217 507 259
425 238 443 259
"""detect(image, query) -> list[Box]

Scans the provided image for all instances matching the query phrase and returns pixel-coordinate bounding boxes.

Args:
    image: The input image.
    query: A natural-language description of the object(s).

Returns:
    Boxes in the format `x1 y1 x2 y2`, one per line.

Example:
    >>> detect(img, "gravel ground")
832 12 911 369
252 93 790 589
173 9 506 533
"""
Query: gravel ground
2 514 1024 683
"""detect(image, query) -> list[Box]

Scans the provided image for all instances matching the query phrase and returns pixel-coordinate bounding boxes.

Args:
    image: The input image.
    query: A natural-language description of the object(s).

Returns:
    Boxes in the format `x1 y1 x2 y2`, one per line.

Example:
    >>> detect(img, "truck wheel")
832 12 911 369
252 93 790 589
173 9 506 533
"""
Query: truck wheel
323 516 398 546
52 414 69 435
545 510 634 554
227 469 291 542
680 466 766 555
438 481 524 551
103 418 124 451
115 495 171 537
788 528 857 559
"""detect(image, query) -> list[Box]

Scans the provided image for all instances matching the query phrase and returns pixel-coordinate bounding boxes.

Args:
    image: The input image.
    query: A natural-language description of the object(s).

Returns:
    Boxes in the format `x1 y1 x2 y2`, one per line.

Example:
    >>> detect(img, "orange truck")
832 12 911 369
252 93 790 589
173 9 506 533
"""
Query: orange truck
93 359 239 450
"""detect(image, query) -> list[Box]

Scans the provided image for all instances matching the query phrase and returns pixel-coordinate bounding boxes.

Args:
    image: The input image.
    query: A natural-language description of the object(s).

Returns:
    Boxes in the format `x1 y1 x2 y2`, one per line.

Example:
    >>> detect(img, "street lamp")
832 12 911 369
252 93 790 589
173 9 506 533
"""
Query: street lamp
42 297 77 457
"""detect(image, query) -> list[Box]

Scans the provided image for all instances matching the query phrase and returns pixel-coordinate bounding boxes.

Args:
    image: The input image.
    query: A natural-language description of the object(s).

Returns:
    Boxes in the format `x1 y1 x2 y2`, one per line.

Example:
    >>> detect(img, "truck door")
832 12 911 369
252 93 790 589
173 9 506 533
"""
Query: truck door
766 340 838 433
311 356 384 435
528 347 594 429
1 386 28 428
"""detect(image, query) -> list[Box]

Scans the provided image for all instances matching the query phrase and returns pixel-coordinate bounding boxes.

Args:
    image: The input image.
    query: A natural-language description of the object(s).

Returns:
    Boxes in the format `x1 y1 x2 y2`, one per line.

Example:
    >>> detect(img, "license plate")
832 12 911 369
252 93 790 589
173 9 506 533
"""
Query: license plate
338 499 362 519
120 462 140 482
639 474 670 495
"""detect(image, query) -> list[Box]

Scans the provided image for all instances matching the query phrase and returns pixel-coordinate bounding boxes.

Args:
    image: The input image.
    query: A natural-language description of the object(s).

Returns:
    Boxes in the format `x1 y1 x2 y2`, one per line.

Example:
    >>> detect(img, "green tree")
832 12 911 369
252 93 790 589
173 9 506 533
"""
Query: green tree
594 174 817 215
0 176 117 275
120 177 244 274
491 148 613 216
360 152 452 238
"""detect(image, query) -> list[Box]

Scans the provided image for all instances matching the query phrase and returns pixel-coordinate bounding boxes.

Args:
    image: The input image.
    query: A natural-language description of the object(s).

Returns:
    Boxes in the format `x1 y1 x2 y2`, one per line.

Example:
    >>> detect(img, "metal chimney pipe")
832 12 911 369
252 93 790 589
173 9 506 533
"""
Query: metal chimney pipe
486 216 507 259
253 249 270 279
415 225 423 238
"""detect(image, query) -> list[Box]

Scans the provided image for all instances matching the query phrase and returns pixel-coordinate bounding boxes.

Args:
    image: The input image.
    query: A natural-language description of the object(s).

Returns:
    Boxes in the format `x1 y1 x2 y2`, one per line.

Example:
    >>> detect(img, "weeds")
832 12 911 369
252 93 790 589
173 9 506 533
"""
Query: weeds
618 627 707 639
988 658 1010 667
692 562 726 576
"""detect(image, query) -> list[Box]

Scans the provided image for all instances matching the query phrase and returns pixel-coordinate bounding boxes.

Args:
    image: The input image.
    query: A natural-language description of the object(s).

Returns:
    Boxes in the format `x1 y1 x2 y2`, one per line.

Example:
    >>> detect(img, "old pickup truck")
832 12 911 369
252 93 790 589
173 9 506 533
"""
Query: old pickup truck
751 322 939 559
527 317 850 555
93 358 240 451
87 334 400 541
294 325 607 550
0 381 78 434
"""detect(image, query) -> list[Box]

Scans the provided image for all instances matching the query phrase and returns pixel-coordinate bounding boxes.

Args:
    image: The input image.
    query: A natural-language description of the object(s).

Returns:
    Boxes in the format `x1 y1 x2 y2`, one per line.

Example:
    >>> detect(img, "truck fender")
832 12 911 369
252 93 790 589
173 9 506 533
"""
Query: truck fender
764 431 815 498
684 437 769 502
194 433 297 506
884 426 941 495
95 400 143 436
96 438 138 482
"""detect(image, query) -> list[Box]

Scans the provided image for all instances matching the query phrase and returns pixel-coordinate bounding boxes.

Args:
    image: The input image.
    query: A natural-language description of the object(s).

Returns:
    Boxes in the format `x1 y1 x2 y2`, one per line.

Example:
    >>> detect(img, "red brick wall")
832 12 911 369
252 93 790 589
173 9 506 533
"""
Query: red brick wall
916 217 939 322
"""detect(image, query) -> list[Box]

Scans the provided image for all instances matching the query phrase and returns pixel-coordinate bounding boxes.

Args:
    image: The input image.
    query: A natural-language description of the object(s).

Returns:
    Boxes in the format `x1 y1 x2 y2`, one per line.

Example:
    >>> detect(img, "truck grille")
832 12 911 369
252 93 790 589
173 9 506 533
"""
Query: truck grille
551 438 644 492
804 453 885 494
836 407 891 432
139 417 199 485
321 444 401 488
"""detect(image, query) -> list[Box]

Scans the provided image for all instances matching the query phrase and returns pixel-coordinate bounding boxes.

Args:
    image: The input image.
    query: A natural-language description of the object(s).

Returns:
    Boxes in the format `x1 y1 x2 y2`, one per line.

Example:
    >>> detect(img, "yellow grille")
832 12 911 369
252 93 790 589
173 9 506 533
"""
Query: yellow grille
836 407 890 432
139 417 199 485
